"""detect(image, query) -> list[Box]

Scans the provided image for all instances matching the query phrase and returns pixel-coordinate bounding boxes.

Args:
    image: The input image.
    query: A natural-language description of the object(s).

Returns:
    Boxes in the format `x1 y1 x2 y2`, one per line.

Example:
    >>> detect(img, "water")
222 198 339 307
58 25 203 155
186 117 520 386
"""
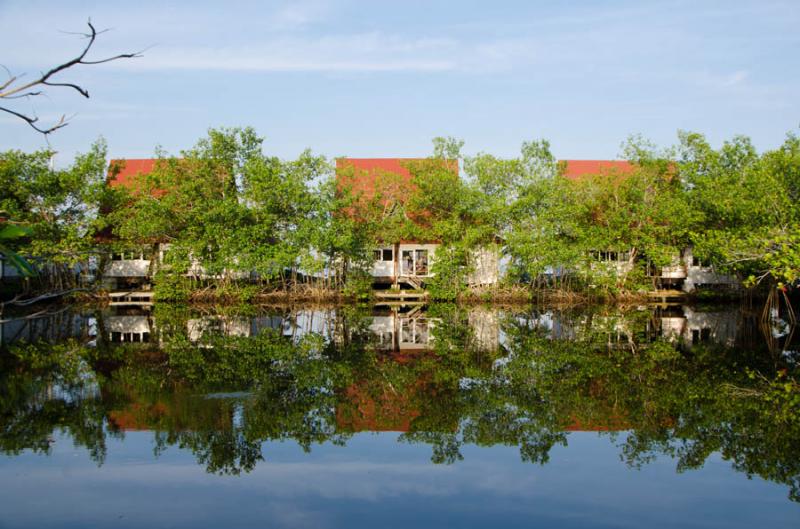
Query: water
1 302 798 528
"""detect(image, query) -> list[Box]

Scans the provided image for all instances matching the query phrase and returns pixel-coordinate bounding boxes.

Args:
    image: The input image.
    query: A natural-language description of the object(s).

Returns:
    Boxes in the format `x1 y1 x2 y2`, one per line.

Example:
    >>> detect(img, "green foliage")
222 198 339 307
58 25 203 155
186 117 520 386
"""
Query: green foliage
426 246 468 300
0 141 110 286
152 270 192 302
106 127 373 294
3 126 799 296
680 131 800 287
0 222 36 276
1 304 798 497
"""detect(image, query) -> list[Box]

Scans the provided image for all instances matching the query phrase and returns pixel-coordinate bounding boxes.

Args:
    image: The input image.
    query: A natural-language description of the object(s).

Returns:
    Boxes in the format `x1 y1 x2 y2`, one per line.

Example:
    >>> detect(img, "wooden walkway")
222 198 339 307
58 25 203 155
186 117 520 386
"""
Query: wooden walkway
647 289 686 304
374 280 427 307
109 291 154 306
373 290 427 302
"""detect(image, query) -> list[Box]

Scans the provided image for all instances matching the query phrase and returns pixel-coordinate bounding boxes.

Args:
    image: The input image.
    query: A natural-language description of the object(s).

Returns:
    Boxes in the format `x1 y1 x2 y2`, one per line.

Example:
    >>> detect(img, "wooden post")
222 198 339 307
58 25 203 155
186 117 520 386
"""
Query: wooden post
393 242 400 289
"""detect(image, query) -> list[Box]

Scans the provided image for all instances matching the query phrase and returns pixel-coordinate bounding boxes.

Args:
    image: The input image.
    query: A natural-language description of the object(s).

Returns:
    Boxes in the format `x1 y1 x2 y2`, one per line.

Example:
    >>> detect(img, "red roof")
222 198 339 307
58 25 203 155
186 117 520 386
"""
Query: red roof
562 415 630 432
561 160 635 180
337 158 425 177
335 159 456 239
107 158 161 189
336 158 439 202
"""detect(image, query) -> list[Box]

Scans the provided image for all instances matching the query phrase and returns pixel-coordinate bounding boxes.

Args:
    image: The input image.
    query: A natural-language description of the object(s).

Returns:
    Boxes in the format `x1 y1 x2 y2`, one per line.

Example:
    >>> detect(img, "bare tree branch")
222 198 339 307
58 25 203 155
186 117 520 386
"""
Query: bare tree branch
2 91 43 99
0 106 67 135
0 19 142 136
41 80 89 98
0 74 17 92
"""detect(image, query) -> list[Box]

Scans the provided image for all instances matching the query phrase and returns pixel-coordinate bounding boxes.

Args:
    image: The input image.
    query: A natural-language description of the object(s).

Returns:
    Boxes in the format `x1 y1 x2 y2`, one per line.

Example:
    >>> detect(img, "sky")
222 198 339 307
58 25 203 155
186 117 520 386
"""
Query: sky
1 0 798 165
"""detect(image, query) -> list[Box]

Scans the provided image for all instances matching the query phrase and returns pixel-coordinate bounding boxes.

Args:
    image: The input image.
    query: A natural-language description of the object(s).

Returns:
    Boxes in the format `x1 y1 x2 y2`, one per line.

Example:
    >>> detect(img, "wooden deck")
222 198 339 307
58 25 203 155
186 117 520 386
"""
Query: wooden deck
374 289 427 301
647 289 687 304
374 279 428 306
109 291 154 306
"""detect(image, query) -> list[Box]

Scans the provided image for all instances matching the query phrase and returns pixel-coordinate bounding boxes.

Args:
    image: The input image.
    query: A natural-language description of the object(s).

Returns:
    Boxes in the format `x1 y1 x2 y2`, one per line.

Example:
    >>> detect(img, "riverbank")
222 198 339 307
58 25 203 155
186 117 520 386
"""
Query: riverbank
0 283 761 311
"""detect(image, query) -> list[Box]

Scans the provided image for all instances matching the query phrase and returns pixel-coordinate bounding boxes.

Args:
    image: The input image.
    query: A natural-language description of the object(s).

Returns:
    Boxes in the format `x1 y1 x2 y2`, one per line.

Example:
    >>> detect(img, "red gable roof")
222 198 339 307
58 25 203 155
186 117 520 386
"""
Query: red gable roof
109 157 635 194
561 160 635 180
337 158 424 177
338 158 632 186
335 158 438 202
107 158 160 189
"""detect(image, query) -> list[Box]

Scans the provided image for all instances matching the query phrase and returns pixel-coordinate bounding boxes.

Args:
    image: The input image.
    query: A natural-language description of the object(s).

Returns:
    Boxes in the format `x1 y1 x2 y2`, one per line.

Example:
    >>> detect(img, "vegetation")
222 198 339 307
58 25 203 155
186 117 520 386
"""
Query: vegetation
1 304 797 498
1 142 110 291
2 128 799 302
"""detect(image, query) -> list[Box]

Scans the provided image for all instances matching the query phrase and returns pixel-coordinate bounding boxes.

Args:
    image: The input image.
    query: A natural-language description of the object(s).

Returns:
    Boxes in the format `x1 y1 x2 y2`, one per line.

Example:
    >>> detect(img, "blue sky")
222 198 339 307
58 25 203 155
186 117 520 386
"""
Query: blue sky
1 0 798 164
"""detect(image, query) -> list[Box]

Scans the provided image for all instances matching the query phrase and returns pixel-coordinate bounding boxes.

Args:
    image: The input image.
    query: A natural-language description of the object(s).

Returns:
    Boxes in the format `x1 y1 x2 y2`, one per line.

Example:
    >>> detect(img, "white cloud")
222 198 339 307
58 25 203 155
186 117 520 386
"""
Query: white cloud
11 455 539 501
723 70 749 87
108 32 534 73
271 0 332 29
692 69 754 90
127 38 459 73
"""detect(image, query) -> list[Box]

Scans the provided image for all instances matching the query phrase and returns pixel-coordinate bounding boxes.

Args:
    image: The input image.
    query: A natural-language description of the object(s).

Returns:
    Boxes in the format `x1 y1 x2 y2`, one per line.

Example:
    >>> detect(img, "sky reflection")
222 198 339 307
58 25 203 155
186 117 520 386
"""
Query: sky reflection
1 431 797 529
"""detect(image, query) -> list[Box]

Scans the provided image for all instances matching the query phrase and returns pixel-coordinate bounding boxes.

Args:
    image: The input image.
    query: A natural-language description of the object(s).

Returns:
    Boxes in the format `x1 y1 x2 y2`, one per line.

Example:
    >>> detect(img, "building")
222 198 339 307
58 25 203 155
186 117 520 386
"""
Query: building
101 159 162 289
335 157 738 292
103 155 739 294
103 158 251 288
562 160 739 293
336 158 443 289
336 157 501 289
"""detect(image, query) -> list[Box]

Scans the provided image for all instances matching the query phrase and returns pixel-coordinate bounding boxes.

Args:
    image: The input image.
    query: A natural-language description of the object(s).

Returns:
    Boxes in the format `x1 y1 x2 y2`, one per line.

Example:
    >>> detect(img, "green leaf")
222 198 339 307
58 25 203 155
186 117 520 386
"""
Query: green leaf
0 244 37 277
0 224 33 240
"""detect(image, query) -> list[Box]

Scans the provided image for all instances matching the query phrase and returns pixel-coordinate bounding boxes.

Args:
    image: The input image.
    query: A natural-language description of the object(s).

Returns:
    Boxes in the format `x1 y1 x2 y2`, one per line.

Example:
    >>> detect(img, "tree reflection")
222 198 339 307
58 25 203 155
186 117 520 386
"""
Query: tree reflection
0 303 797 500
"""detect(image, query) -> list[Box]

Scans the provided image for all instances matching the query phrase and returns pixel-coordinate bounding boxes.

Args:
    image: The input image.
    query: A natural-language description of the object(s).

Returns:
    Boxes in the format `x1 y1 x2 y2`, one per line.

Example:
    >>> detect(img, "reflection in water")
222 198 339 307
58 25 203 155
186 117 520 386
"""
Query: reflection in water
0 302 798 503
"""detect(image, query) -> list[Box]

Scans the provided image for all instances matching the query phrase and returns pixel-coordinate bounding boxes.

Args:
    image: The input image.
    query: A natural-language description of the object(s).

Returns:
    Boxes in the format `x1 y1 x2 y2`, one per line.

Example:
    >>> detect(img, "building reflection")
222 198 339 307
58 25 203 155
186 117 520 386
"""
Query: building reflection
107 314 152 343
510 305 745 351
1 302 791 355
1 300 797 499
370 309 434 352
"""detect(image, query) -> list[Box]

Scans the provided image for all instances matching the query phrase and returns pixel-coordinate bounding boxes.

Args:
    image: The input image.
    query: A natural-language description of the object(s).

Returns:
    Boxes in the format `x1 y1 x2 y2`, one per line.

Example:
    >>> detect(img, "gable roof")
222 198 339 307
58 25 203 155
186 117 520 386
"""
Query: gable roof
337 158 426 177
335 158 441 201
338 158 634 184
561 160 635 180
107 158 161 189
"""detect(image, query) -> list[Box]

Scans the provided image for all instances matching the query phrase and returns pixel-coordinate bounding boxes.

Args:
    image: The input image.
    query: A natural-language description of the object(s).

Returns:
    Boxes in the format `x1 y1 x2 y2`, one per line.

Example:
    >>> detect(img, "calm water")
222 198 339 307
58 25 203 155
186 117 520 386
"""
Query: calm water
1 302 798 528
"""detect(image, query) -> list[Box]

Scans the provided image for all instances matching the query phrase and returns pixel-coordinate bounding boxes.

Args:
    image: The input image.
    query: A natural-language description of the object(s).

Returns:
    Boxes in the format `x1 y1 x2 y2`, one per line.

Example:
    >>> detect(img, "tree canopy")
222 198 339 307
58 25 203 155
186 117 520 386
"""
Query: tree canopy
2 127 799 300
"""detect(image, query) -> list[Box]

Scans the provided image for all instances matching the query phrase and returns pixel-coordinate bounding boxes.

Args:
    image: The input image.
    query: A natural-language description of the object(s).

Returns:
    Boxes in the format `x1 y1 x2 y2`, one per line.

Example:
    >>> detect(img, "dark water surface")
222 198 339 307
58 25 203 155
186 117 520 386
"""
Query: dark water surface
1 302 798 528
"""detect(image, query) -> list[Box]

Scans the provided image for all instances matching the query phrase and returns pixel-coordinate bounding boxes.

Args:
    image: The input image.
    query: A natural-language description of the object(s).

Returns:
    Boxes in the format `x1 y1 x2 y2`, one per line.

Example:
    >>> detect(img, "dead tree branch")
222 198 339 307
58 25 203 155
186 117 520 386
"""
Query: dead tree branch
0 19 142 135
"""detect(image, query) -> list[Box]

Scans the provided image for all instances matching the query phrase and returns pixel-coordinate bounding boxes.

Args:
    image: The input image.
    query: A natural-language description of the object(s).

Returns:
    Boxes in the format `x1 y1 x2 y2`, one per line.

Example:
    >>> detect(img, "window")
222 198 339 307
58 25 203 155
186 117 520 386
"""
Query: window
402 250 413 274
415 249 428 275
401 249 429 275
400 318 429 345
373 248 393 262
375 330 394 348
112 251 146 261
595 251 628 263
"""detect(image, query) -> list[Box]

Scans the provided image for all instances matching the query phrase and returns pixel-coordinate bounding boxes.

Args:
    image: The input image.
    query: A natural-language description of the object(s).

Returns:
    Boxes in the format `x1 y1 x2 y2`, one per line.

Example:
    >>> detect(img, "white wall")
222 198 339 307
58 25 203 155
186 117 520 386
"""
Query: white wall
466 246 500 286
398 244 438 277
104 259 151 278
